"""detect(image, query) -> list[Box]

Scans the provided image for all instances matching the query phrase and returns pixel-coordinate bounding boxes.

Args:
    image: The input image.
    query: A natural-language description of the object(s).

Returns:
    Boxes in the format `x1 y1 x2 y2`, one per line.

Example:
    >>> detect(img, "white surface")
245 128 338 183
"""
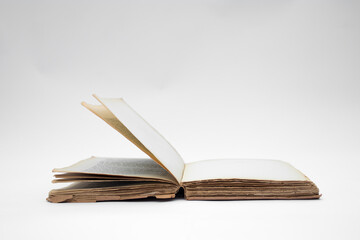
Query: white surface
1 1 360 240
96 96 185 183
182 159 308 182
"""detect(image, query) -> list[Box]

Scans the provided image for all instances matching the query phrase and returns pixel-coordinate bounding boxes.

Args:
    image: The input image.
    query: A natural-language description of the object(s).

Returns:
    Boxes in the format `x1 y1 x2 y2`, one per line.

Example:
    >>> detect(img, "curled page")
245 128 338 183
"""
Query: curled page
82 95 185 183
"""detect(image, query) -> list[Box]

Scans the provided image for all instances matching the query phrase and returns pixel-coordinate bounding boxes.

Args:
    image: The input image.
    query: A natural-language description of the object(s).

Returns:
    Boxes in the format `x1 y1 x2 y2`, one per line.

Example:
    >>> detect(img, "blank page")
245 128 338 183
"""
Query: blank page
182 159 309 182
83 96 185 183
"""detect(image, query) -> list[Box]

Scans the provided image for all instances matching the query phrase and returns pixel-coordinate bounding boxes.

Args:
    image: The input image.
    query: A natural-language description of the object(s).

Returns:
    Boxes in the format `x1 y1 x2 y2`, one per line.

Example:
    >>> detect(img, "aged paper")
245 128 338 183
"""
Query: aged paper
182 159 308 182
82 95 185 183
53 157 176 183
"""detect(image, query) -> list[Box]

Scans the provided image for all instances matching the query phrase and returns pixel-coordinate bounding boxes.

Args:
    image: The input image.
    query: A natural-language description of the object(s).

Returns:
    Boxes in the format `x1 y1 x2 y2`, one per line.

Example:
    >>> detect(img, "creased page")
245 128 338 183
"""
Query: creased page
182 159 309 182
53 157 177 183
83 95 185 183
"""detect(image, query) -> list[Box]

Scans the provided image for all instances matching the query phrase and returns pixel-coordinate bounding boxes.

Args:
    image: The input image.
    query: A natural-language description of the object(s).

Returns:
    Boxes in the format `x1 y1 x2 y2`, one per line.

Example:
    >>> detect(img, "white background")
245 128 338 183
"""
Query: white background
1 1 359 239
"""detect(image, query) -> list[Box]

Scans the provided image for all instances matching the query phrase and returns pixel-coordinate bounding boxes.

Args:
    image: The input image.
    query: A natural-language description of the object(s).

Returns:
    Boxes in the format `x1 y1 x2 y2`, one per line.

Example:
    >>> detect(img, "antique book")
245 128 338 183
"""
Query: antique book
47 95 321 203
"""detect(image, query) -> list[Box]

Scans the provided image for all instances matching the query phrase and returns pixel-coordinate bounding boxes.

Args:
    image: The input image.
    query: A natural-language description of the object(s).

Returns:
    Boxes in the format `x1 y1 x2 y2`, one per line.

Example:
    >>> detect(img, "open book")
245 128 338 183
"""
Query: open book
47 95 321 203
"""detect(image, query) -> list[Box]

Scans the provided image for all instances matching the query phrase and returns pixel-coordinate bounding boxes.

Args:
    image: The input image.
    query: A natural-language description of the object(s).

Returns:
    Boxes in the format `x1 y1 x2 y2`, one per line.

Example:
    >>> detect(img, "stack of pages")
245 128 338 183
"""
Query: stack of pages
47 95 320 203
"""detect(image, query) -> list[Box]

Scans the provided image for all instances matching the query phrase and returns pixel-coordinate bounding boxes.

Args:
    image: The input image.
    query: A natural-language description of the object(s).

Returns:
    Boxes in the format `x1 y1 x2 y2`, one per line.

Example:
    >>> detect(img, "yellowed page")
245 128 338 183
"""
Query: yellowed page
82 95 185 183
81 102 165 170
182 159 309 183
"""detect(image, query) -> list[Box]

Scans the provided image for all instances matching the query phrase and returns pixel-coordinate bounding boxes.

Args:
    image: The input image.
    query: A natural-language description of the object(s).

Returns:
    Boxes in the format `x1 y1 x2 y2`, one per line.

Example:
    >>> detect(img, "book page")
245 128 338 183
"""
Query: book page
82 95 185 183
53 157 177 183
182 159 309 182
81 102 161 168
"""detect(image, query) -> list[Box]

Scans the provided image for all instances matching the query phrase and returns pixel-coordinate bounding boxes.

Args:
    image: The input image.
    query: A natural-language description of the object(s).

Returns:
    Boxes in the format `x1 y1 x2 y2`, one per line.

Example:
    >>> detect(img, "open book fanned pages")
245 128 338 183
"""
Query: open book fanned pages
47 95 321 203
